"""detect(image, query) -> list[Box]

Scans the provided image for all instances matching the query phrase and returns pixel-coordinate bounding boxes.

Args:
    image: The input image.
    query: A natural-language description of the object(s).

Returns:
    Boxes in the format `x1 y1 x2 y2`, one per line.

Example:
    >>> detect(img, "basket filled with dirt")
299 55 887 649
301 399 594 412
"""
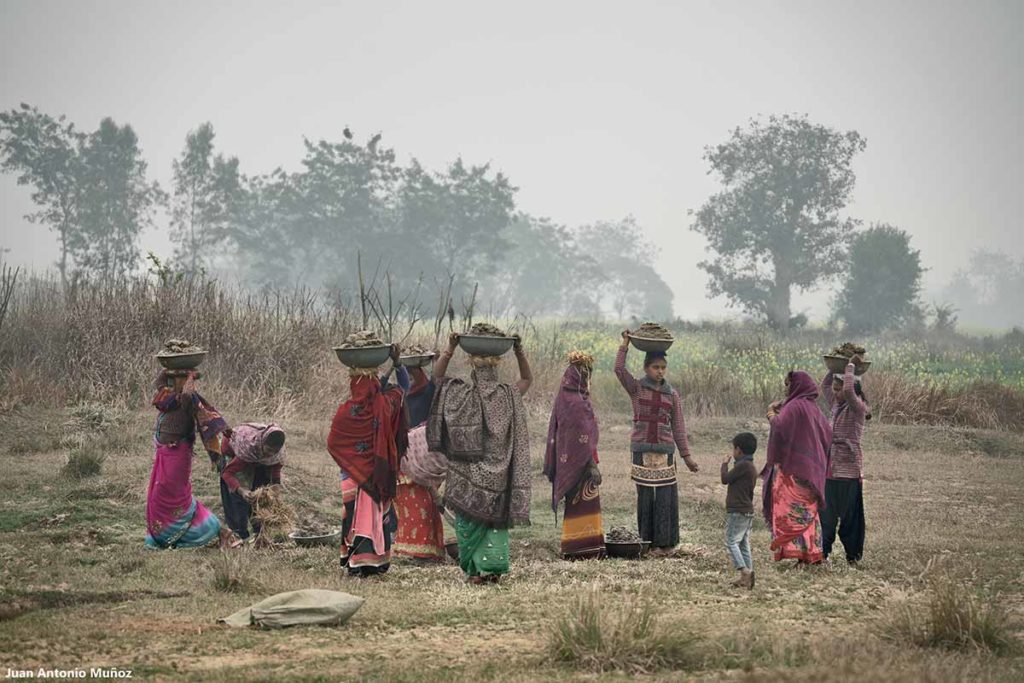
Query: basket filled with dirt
605 526 651 559
457 322 516 357
288 527 343 548
333 330 391 368
823 342 871 375
627 322 674 353
399 344 436 368
155 339 207 370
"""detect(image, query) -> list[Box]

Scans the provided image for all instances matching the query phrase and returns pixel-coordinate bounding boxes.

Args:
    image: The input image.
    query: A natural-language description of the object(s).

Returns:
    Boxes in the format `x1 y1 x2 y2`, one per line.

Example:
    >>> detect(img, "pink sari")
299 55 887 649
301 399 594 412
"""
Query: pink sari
145 440 220 549
339 475 394 574
768 468 824 563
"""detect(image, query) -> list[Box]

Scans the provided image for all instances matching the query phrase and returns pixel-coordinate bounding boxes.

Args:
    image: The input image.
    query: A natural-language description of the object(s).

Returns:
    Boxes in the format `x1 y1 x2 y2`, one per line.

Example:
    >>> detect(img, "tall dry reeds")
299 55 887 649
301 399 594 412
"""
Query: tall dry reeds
0 274 358 415
1 273 1021 432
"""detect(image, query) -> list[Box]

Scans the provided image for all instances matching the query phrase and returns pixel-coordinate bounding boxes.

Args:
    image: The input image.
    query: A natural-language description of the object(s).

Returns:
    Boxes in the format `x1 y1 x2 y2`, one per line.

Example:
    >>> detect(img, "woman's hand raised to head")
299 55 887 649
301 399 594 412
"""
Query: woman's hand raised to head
620 329 631 347
446 332 460 353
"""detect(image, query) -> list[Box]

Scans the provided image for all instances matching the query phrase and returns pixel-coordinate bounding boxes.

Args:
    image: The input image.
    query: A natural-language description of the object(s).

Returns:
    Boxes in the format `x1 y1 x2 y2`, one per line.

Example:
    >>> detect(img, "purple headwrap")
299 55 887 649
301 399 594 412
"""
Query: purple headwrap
760 371 832 525
543 365 599 511
229 422 287 466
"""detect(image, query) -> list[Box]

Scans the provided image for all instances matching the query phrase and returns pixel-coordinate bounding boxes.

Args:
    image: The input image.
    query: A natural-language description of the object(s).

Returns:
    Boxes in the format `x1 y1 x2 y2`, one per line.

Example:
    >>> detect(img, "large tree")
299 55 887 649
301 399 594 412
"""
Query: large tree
575 217 674 320
0 104 85 285
834 223 923 332
691 114 866 328
237 133 402 288
396 158 516 293
169 123 243 274
479 214 602 317
74 118 164 279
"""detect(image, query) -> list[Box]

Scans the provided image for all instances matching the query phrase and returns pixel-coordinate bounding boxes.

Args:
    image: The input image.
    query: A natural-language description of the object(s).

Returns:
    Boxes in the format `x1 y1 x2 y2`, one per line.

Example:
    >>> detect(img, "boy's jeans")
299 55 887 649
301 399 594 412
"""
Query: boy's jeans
725 512 754 570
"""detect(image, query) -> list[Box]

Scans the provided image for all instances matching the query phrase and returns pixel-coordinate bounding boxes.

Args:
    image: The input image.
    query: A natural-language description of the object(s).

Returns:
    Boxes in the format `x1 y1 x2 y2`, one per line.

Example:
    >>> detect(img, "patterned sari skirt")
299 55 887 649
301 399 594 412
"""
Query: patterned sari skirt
454 513 509 577
561 478 605 560
145 440 221 549
340 473 396 576
393 477 445 561
769 468 824 563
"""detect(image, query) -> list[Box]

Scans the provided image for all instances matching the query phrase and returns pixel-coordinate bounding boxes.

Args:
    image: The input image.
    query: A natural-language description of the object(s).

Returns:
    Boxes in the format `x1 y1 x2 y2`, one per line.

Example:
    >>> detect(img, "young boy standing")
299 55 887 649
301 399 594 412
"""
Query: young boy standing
722 432 758 589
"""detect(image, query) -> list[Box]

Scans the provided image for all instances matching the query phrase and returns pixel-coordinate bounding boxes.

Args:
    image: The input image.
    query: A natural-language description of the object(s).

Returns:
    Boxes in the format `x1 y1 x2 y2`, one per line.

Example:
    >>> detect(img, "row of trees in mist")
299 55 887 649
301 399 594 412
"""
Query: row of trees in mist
0 105 671 320
2 105 1020 330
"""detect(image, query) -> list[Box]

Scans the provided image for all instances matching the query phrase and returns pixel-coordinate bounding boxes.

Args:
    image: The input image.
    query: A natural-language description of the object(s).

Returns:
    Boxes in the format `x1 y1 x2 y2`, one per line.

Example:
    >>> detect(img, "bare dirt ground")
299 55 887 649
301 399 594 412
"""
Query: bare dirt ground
1 405 1022 681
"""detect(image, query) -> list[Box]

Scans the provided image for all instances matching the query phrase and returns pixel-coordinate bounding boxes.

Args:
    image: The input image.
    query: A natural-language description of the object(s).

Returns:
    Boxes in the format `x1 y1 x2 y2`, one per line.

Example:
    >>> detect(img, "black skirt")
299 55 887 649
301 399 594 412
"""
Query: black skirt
633 450 679 548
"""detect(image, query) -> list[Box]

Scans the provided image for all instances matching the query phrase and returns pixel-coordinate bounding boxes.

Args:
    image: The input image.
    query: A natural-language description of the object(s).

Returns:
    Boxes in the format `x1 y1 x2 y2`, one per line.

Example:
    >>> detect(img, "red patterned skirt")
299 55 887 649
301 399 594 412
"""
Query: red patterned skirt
769 469 824 563
393 477 445 561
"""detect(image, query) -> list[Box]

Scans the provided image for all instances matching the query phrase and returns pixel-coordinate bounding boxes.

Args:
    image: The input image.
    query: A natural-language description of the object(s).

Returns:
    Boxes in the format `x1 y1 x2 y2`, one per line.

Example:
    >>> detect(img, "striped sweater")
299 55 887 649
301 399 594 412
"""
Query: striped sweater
614 345 691 457
820 363 867 480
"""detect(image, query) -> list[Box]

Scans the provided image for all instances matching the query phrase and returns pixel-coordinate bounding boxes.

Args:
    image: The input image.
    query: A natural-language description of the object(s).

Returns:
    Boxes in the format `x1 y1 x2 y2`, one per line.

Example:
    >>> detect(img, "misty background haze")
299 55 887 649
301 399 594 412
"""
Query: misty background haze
1 0 1022 327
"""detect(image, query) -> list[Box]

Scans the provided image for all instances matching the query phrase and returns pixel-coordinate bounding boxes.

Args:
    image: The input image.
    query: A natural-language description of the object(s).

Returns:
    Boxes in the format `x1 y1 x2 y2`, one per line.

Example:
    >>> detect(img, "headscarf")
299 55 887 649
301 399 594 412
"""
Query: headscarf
229 422 287 466
543 364 599 511
405 367 435 428
402 424 448 489
327 376 407 501
761 371 832 525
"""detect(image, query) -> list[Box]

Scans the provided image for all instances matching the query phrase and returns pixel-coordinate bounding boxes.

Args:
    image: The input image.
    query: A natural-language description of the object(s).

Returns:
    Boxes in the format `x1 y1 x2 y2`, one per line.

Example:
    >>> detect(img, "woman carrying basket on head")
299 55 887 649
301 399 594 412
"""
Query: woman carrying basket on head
615 330 699 555
146 367 229 550
393 355 447 563
327 344 409 577
819 354 870 565
428 331 533 584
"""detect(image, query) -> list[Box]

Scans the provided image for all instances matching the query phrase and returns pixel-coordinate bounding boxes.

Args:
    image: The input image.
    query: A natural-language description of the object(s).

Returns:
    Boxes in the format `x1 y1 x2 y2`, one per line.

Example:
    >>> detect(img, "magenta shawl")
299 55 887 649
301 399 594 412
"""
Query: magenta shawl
761 371 832 525
543 366 599 512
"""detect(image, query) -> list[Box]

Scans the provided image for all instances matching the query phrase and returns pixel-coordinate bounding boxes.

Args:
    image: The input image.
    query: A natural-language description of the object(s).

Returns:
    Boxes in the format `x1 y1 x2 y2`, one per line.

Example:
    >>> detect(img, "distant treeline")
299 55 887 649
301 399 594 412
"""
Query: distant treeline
1 106 1021 330
0 107 672 320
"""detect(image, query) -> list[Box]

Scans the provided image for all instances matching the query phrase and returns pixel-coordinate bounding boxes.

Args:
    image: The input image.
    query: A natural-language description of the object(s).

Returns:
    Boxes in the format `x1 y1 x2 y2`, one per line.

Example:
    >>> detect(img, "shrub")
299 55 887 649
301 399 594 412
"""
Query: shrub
211 549 258 593
883 563 1015 654
61 443 106 479
547 588 697 674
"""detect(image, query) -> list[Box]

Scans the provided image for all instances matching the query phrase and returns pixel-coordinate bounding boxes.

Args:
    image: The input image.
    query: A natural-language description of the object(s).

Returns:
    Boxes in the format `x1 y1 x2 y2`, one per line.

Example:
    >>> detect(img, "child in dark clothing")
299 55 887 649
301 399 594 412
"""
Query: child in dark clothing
722 432 758 589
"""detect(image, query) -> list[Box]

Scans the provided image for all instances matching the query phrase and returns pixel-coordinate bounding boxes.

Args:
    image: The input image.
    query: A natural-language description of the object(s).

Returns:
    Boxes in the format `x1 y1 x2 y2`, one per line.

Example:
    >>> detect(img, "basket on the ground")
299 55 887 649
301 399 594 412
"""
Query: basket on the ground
156 351 207 370
627 334 674 353
288 529 343 548
605 540 651 559
333 345 392 369
823 355 872 375
457 335 515 357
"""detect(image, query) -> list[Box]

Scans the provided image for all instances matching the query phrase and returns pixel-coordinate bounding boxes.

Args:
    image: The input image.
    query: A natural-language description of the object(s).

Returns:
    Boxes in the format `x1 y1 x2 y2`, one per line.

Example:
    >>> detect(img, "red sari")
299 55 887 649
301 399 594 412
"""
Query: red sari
393 424 446 561
328 376 406 575
769 469 824 562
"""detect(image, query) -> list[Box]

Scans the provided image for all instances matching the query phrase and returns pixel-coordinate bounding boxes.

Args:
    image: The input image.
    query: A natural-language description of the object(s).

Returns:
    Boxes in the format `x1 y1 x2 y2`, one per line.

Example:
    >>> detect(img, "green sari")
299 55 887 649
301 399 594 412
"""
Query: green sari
454 513 509 577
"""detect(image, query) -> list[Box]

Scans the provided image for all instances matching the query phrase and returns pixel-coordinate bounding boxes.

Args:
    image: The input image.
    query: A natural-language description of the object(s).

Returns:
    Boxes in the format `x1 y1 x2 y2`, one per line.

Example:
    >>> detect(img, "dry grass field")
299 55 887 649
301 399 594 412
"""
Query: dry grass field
1 399 1022 681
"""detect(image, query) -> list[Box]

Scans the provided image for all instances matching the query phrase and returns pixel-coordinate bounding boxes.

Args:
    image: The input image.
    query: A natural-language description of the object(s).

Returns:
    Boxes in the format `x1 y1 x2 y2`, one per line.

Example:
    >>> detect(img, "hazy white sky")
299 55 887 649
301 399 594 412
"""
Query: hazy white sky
1 0 1021 319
